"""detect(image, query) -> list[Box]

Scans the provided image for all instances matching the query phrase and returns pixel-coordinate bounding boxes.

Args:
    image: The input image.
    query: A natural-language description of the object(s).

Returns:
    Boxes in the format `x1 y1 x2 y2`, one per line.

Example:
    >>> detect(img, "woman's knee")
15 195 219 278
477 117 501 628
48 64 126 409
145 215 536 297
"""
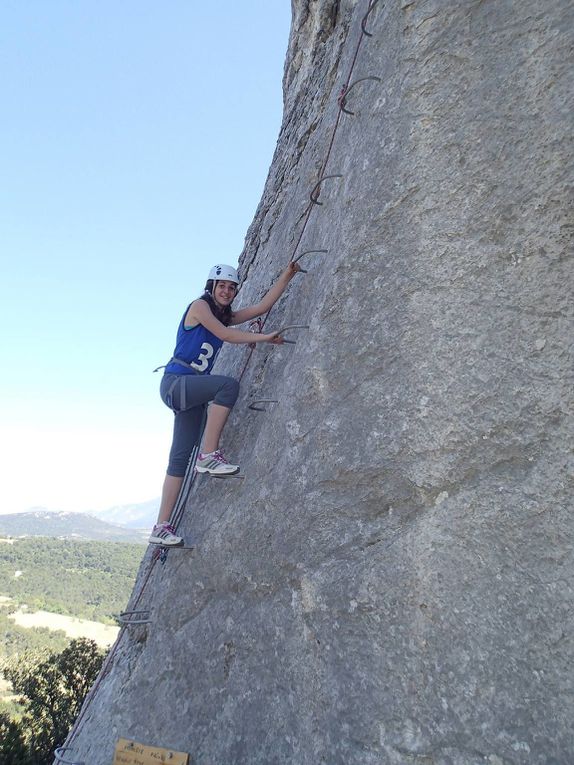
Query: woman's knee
166 460 188 478
213 376 240 408
167 407 205 476
167 439 194 476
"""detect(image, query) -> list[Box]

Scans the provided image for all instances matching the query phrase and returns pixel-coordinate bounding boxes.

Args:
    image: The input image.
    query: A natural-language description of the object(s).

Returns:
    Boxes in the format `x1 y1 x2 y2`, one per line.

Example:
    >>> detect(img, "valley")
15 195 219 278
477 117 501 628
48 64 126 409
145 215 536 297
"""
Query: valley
0 534 143 714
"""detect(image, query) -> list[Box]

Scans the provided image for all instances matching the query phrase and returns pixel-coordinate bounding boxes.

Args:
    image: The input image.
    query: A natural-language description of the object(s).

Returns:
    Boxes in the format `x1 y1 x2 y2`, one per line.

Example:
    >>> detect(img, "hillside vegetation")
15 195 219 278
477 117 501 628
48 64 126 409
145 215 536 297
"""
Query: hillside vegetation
0 610 69 659
0 537 143 624
0 510 148 542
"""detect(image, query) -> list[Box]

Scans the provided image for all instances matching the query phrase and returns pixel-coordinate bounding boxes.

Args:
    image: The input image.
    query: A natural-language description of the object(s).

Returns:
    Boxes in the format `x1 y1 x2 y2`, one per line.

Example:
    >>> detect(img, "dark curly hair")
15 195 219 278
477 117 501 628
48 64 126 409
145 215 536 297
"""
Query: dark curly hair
199 280 234 326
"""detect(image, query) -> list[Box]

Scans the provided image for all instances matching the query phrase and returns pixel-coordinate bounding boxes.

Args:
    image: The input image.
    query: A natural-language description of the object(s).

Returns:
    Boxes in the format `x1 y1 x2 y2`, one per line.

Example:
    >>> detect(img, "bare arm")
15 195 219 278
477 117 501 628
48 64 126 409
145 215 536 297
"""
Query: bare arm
230 262 301 325
186 300 283 344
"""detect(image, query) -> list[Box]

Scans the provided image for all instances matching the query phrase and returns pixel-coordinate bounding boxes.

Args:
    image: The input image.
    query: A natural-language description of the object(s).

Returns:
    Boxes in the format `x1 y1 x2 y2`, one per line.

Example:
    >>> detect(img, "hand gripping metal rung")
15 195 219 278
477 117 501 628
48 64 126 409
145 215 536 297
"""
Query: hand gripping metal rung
249 399 278 412
361 0 379 36
118 610 151 625
338 76 382 115
54 747 85 765
292 249 328 272
276 324 310 344
310 174 343 205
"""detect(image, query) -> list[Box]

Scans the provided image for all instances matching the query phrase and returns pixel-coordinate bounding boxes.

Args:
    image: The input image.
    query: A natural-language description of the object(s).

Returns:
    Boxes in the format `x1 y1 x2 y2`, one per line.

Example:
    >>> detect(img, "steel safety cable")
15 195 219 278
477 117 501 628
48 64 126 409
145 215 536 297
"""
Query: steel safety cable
237 0 378 383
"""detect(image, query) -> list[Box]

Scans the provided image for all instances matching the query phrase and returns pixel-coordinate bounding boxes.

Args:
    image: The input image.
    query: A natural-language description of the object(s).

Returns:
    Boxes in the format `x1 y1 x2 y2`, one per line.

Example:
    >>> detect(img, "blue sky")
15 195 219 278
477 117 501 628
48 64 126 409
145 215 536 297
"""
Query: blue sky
0 2 291 514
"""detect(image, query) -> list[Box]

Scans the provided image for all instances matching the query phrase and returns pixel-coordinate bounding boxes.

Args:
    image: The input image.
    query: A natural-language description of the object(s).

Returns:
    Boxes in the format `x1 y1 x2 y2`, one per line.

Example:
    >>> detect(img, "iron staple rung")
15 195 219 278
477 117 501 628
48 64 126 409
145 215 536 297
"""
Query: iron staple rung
339 76 382 114
249 399 279 412
293 249 328 265
54 747 85 765
361 0 379 36
310 174 343 205
277 324 310 343
118 610 151 625
276 324 310 335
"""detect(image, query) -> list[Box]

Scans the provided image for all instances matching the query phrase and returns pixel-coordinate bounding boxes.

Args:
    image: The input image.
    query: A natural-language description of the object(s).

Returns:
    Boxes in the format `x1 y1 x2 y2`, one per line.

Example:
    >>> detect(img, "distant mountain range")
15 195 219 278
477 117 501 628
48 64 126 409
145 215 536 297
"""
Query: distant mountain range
91 499 159 529
0 510 149 543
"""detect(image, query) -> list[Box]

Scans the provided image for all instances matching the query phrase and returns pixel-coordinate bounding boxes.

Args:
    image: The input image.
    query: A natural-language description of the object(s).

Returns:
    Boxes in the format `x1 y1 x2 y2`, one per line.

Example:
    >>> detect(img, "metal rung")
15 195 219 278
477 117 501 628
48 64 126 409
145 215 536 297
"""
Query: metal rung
276 324 310 343
361 0 379 36
339 76 382 115
310 174 343 205
293 249 328 272
249 399 278 412
54 747 84 765
118 610 151 625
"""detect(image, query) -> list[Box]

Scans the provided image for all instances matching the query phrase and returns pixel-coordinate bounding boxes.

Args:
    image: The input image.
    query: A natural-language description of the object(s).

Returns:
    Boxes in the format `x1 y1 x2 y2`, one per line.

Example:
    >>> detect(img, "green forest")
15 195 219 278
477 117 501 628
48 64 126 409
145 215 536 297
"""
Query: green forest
1 638 106 765
0 537 144 623
0 538 144 761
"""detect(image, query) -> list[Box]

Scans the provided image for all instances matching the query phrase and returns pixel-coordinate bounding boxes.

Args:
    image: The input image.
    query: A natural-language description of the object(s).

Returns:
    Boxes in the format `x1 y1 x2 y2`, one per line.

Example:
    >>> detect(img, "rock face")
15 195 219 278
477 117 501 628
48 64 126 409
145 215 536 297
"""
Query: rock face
66 1 573 763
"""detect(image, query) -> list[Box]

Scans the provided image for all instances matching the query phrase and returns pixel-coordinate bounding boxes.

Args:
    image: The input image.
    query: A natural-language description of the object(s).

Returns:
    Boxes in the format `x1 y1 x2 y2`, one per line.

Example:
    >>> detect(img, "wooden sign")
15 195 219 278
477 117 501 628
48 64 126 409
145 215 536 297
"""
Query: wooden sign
113 738 189 765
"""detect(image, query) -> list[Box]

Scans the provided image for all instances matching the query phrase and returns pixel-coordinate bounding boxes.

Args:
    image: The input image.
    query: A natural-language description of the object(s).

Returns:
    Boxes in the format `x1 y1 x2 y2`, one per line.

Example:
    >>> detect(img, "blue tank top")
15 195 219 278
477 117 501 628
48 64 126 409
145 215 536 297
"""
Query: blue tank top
165 305 224 375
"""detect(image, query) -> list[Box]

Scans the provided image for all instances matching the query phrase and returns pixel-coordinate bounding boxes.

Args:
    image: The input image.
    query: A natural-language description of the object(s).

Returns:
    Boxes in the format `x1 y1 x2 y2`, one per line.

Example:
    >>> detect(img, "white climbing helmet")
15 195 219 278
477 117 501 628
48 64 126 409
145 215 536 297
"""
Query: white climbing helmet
208 264 239 284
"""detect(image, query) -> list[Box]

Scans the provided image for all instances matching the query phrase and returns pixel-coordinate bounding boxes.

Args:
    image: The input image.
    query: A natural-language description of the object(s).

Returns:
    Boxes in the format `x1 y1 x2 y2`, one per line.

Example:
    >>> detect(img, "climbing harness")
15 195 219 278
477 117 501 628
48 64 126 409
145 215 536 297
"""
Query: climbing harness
154 359 200 412
59 1 382 756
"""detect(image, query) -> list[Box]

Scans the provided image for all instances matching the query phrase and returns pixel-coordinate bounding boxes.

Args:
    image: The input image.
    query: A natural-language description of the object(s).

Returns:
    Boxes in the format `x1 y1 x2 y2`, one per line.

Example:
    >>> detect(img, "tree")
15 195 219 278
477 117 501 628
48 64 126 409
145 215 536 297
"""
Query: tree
0 712 30 765
4 638 106 765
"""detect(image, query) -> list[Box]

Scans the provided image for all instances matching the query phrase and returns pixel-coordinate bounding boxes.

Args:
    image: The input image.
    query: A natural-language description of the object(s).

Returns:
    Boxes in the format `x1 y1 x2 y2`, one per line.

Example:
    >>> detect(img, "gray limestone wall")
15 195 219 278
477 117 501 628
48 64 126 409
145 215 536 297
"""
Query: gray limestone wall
66 1 573 763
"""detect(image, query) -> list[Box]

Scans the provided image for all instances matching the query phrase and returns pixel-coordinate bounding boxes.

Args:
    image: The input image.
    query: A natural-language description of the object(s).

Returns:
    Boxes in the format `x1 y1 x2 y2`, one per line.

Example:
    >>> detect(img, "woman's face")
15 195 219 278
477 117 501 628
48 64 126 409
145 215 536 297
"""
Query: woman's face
213 280 237 307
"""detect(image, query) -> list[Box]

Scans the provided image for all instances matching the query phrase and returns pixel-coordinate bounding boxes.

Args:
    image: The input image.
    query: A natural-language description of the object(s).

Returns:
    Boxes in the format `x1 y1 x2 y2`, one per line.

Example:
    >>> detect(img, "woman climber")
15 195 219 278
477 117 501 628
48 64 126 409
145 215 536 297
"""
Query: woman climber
149 261 300 546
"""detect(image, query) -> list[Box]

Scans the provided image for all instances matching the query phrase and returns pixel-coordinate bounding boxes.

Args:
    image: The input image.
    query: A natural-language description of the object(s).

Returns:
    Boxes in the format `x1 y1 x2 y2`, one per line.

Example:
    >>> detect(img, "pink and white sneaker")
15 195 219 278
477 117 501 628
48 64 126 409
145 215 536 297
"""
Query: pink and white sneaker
195 450 239 476
148 522 183 546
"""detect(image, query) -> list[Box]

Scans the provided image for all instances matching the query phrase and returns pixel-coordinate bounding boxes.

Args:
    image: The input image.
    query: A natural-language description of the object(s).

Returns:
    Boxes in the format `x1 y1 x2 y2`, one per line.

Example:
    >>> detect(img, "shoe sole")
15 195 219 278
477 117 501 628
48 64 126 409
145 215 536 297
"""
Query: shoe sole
148 537 184 547
196 466 240 475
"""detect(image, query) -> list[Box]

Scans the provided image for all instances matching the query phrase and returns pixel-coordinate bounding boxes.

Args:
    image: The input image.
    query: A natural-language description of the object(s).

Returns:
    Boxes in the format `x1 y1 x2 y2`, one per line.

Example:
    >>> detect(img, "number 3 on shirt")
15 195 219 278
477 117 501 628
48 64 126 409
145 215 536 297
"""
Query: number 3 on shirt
190 342 214 372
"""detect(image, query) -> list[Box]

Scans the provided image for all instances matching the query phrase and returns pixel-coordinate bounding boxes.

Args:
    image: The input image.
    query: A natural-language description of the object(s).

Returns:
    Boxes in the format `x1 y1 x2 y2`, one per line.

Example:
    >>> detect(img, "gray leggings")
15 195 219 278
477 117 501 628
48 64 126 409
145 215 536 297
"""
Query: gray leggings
160 373 240 477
